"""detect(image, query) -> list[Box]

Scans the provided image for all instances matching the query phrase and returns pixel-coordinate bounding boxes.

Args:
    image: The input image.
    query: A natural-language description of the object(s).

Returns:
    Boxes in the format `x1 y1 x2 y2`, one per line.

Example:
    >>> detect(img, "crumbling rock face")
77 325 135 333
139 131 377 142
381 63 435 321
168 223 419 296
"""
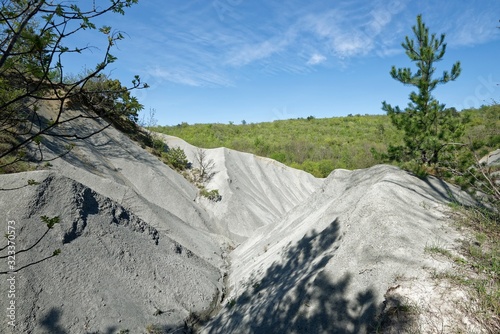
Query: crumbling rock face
0 172 222 333
0 110 480 334
159 134 322 241
201 165 477 334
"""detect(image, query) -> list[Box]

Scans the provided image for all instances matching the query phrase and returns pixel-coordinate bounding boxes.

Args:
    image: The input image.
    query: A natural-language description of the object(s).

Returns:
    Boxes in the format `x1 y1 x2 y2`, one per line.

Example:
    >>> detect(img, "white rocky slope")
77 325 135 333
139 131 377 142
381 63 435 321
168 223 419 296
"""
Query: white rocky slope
0 171 221 333
0 108 320 333
0 106 479 333
201 165 476 334
160 134 322 241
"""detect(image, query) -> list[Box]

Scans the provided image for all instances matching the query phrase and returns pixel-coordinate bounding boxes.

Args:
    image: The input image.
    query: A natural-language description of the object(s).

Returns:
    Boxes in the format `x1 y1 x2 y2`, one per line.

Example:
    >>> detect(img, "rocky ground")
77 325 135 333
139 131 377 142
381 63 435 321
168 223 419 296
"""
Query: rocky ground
0 109 484 333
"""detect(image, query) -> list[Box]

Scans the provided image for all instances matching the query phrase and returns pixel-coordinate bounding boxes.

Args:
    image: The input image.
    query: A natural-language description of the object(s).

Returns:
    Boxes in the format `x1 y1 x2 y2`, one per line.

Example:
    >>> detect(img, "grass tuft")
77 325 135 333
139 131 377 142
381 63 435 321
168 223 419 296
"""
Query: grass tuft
448 204 500 332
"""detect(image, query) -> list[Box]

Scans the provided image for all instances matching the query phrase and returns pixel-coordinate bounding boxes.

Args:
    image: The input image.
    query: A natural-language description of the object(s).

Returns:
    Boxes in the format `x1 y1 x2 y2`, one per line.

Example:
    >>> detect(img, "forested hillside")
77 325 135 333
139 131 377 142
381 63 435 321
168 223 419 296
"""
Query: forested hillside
152 105 499 177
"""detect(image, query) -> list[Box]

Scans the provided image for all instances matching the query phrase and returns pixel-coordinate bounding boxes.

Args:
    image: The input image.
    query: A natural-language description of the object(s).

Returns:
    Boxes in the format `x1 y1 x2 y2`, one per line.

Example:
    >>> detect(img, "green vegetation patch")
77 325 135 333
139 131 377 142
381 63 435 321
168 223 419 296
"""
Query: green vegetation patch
449 205 500 332
152 115 401 177
151 105 498 178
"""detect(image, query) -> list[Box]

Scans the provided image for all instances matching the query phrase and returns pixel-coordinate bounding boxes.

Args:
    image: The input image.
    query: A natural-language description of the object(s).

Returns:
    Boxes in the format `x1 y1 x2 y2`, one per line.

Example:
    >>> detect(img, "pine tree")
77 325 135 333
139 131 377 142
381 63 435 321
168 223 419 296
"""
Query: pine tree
382 15 462 166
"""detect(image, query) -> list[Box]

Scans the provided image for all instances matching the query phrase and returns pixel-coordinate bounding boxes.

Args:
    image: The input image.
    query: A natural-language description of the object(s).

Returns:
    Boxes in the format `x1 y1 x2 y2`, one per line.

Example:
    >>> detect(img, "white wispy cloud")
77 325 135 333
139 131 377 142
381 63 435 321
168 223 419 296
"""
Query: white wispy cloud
225 3 389 68
113 0 499 88
118 1 412 86
307 53 327 65
226 38 290 67
446 10 500 47
300 1 408 59
147 65 233 87
397 2 500 49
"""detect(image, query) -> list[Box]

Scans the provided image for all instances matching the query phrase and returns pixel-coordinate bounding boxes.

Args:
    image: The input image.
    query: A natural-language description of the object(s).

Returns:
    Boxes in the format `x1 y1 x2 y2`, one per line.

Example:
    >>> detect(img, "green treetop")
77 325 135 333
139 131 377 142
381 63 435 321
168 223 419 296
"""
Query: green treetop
382 14 462 166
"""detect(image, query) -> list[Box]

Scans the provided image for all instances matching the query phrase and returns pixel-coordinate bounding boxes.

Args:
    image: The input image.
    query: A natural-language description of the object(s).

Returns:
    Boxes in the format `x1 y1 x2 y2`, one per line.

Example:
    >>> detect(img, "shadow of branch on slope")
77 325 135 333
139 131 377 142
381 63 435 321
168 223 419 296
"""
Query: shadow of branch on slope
38 307 179 334
39 308 67 334
37 112 158 175
205 219 380 333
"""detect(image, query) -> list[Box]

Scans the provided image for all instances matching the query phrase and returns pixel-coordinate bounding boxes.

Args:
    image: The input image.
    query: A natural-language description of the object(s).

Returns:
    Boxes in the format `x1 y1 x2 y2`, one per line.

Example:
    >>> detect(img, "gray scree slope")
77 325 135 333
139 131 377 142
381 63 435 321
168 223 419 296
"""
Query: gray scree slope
0 111 475 333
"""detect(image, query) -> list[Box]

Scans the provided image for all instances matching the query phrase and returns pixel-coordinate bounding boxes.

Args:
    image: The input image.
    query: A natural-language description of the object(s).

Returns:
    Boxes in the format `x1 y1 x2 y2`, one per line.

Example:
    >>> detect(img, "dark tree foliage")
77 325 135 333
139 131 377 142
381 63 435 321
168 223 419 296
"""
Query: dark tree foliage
69 73 144 123
0 0 147 168
382 14 462 166
164 146 189 171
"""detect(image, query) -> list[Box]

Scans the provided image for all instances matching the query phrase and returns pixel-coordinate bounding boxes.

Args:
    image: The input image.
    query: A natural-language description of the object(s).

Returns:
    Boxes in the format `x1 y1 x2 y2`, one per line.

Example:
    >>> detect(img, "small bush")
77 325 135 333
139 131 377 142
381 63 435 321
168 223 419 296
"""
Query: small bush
152 138 165 152
270 152 287 163
227 298 236 309
70 74 143 122
200 188 222 202
162 146 189 171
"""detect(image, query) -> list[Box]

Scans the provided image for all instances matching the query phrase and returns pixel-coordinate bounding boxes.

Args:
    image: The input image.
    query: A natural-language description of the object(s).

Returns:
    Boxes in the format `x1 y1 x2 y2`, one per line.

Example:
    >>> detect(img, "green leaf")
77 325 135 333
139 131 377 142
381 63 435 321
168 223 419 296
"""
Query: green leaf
106 53 117 63
99 26 112 34
41 216 60 229
55 5 64 16
27 179 40 186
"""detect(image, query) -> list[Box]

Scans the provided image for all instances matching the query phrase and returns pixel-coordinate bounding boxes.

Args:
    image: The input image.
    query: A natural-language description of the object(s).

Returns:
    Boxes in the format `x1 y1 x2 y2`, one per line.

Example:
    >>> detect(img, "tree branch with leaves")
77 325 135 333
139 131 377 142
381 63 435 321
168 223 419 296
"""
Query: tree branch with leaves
0 0 146 273
0 215 61 275
0 0 147 170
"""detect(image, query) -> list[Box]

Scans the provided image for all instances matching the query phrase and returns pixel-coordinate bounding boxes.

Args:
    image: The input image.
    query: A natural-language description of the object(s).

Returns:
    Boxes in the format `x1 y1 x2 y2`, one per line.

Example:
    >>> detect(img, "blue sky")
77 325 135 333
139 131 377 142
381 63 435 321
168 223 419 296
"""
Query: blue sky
67 0 500 125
